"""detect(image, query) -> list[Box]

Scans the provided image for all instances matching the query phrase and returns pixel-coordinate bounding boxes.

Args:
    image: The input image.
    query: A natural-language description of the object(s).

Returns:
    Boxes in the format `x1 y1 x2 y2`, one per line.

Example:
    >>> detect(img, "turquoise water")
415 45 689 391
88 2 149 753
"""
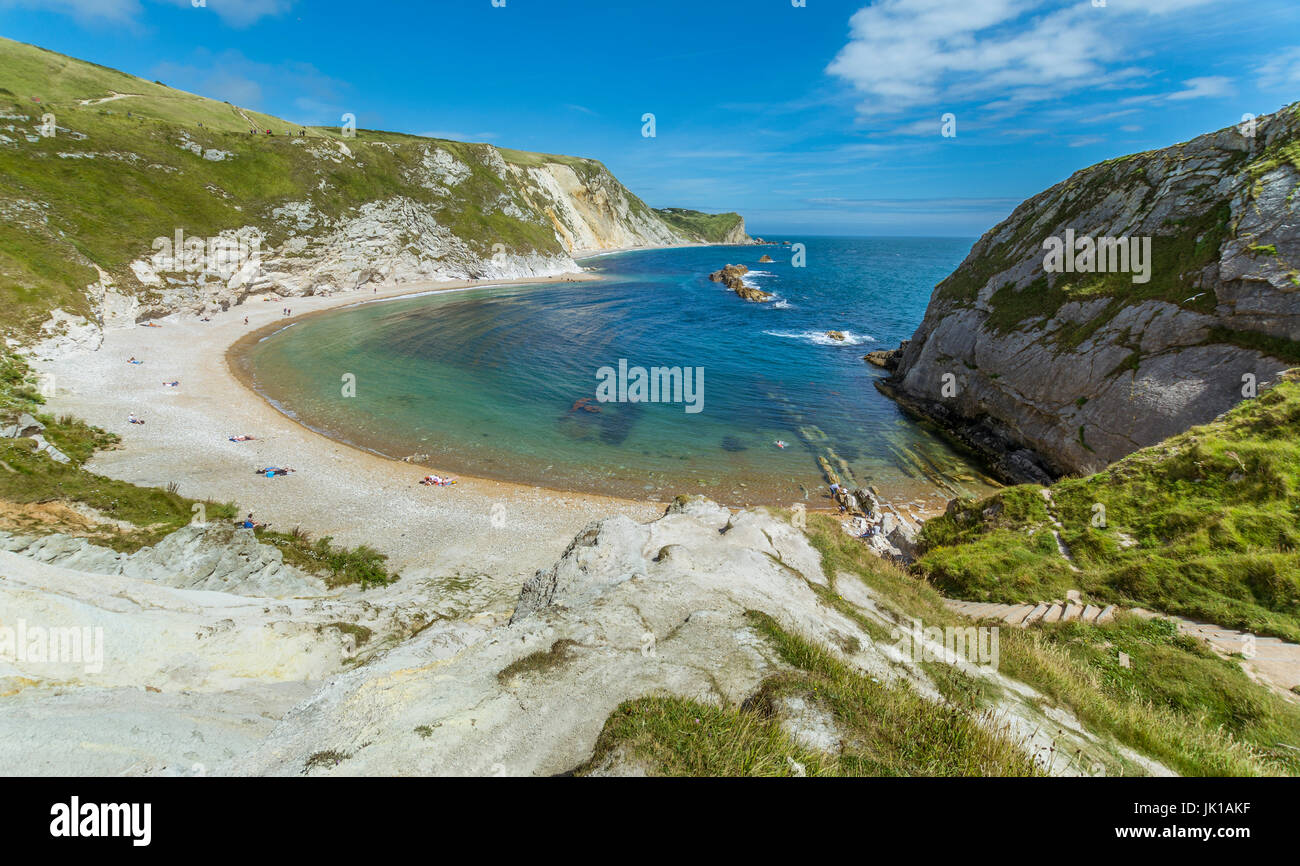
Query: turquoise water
238 238 1000 508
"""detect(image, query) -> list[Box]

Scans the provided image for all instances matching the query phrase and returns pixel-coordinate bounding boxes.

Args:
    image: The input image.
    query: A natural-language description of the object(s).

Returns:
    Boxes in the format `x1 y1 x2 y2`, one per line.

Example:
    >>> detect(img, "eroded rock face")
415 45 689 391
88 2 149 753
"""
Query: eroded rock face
882 104 1300 478
0 497 1166 776
218 497 1151 777
0 523 325 597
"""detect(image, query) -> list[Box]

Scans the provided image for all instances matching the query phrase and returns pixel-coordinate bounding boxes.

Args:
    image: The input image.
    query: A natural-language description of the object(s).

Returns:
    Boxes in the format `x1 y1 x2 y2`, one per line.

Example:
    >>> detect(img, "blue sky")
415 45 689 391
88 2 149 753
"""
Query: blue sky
3 0 1299 236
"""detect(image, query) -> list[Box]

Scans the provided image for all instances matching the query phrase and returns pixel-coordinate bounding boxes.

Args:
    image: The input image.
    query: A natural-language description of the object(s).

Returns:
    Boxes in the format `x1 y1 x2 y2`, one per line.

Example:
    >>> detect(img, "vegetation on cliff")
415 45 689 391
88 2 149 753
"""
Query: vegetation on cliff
918 372 1300 644
0 37 735 341
651 207 749 244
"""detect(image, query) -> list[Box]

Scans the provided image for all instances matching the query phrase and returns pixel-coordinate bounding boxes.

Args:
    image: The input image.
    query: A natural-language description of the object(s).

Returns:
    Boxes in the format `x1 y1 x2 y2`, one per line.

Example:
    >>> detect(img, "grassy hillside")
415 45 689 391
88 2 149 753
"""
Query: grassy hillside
0 37 713 341
652 207 747 243
917 371 1300 643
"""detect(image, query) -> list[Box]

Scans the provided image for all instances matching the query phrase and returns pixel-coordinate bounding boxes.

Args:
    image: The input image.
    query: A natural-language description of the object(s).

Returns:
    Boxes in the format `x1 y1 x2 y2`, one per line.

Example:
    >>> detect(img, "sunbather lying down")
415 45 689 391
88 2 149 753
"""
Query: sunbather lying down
420 475 457 486
229 435 256 442
128 414 145 425
255 466 294 477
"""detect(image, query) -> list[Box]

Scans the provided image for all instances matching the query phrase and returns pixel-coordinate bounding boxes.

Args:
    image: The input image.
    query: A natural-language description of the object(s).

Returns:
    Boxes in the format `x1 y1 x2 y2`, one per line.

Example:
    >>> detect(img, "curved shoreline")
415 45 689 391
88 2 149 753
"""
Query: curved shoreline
41 270 674 599
40 243 817 603
223 270 663 506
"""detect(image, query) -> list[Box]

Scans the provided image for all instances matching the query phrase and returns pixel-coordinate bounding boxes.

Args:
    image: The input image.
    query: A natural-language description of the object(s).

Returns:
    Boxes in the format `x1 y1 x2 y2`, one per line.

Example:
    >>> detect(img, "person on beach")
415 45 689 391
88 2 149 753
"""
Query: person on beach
244 316 249 325
128 413 144 425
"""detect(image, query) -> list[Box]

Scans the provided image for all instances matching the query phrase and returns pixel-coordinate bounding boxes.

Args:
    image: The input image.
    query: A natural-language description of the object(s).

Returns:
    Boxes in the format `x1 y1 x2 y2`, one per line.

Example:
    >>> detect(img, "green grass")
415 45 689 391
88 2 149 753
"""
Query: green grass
917 373 1300 643
803 513 1300 776
497 639 579 683
257 525 397 590
578 606 1043 777
0 36 700 340
651 208 747 243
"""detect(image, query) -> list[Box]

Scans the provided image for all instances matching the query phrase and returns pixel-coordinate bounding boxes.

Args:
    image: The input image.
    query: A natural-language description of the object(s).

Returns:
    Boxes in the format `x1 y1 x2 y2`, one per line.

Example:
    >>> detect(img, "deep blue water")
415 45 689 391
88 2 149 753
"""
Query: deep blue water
240 237 999 508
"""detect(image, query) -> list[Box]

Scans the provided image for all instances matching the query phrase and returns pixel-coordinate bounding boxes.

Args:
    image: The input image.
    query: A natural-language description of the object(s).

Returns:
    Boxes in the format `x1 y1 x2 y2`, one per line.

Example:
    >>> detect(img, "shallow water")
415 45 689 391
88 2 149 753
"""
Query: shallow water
238 239 1000 509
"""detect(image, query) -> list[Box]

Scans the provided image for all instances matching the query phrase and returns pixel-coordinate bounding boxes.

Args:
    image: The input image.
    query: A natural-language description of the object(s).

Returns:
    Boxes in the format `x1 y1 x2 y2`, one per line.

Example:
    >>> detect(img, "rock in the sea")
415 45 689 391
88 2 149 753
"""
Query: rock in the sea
759 254 773 263
827 330 846 342
709 263 772 302
863 340 908 371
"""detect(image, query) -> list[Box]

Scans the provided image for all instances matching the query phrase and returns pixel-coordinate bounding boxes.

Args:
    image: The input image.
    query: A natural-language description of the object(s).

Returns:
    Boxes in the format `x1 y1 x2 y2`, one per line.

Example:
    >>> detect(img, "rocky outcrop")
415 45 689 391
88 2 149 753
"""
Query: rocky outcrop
0 497 1164 776
709 263 772 302
0 522 325 597
219 497 1136 776
0 412 70 463
863 340 908 371
880 103 1300 478
759 254 774 263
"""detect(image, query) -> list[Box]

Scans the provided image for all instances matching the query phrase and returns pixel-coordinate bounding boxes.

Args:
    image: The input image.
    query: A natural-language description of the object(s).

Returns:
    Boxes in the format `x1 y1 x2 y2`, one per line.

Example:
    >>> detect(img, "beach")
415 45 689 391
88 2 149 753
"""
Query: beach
37 270 666 608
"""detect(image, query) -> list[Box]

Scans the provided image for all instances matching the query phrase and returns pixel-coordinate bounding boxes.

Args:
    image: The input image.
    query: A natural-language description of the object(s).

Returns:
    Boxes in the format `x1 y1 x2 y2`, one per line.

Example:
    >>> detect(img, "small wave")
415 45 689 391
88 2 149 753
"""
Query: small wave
763 329 876 346
771 300 793 309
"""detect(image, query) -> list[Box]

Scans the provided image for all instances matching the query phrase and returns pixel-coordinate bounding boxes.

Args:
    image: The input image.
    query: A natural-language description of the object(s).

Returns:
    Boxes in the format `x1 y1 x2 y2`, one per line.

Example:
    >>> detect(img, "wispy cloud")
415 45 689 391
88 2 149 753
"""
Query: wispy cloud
1256 46 1300 90
826 0 1218 120
1167 75 1233 100
161 0 295 27
1 0 295 28
151 50 347 121
0 0 142 24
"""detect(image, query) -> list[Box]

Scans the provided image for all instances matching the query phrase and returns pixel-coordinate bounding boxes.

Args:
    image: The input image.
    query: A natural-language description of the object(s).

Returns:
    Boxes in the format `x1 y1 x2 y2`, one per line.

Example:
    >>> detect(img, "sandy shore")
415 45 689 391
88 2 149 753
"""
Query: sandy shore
38 270 667 608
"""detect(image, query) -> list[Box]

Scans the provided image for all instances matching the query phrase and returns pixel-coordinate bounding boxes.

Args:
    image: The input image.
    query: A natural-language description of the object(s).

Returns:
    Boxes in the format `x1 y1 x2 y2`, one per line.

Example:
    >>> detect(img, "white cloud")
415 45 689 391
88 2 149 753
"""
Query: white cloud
827 0 1218 116
0 0 142 23
151 50 346 121
1167 75 1233 100
162 0 294 27
1257 46 1300 90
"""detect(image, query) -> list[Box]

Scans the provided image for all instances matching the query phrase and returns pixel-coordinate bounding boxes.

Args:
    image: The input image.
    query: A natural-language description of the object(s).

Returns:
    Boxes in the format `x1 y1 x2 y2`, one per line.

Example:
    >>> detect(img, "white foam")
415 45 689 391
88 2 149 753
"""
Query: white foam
763 329 876 347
